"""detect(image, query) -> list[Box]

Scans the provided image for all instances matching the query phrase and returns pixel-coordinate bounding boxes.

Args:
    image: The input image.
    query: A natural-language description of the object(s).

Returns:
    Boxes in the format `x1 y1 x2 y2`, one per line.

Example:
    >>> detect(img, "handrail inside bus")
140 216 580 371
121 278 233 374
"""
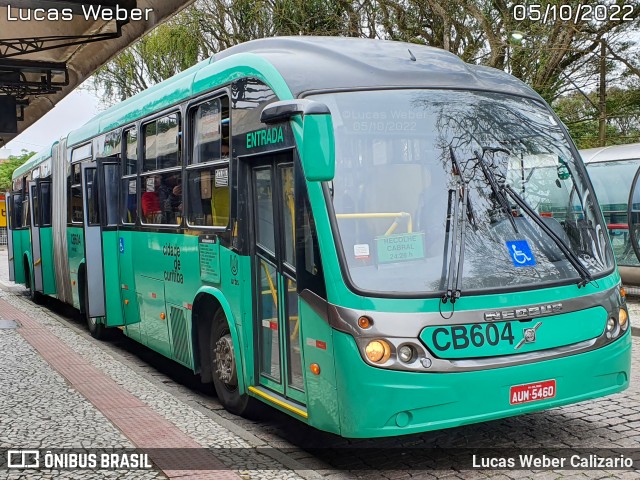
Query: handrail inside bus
335 212 413 235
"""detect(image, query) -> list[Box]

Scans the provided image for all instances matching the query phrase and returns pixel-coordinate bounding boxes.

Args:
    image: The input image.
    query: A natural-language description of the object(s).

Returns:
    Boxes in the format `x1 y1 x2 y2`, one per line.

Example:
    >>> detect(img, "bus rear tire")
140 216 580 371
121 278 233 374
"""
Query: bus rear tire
210 309 260 418
83 282 105 340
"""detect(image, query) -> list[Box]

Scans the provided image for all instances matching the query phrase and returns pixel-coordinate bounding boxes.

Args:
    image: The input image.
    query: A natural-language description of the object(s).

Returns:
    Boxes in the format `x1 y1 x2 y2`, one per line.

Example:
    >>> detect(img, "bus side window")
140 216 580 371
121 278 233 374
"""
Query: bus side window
40 183 52 227
122 127 138 225
186 95 230 228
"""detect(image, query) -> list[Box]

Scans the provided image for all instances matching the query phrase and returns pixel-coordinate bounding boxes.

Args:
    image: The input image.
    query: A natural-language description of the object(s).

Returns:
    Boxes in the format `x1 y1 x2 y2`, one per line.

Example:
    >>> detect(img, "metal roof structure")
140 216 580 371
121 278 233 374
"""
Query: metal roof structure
0 0 195 146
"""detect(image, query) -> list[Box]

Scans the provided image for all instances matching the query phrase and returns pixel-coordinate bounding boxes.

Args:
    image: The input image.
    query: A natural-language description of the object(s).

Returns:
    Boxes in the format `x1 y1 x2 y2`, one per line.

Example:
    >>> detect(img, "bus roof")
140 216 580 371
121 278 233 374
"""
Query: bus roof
65 36 544 148
12 142 57 180
580 142 640 164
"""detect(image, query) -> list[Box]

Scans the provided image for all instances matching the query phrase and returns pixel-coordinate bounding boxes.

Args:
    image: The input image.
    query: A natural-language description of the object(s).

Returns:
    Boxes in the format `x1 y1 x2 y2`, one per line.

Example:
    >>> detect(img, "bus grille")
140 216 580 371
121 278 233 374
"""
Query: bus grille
169 305 190 366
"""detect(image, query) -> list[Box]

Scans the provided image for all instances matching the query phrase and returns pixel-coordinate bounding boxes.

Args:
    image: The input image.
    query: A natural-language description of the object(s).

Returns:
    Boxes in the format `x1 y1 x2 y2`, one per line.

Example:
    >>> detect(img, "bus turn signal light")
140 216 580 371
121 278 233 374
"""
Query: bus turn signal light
310 363 321 375
365 340 391 363
358 316 372 329
619 308 629 330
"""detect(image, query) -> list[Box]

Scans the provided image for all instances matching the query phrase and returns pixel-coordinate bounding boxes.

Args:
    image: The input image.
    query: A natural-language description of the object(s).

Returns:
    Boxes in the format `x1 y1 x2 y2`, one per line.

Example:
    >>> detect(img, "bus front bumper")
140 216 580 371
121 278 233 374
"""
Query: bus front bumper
332 329 631 438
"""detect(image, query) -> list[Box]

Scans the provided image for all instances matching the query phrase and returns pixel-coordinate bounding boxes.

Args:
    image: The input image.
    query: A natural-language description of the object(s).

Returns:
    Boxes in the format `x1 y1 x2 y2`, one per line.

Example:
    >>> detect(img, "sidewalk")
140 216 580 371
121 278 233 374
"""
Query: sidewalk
0 256 306 479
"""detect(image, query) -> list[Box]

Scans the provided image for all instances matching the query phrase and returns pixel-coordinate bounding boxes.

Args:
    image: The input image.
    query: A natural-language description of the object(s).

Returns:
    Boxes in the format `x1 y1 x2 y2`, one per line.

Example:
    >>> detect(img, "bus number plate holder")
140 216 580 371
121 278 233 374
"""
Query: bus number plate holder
510 379 556 405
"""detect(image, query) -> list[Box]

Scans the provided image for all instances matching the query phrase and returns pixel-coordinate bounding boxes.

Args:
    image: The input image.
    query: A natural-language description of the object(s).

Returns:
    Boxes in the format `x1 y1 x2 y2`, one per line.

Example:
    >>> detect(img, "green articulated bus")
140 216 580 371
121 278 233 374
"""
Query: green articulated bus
6 37 631 438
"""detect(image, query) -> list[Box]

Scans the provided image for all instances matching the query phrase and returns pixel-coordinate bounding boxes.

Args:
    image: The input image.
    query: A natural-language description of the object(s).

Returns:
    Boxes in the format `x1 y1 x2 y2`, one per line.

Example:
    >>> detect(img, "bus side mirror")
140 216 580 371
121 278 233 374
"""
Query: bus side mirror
301 113 335 182
261 100 335 182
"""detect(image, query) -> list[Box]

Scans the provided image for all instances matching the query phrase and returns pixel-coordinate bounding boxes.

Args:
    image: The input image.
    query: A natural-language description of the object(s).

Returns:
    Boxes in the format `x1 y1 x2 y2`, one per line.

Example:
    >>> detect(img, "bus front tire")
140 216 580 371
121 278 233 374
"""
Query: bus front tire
83 282 105 340
209 310 260 418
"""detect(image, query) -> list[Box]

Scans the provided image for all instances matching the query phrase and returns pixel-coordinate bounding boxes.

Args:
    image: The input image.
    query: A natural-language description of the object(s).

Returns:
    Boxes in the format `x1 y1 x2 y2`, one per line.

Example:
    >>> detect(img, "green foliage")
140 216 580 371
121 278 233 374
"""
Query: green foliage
553 85 640 149
0 150 34 192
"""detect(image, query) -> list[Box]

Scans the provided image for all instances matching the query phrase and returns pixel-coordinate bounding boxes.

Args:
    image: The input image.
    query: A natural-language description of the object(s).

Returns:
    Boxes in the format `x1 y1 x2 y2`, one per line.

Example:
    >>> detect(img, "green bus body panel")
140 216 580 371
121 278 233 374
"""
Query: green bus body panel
40 227 56 295
11 231 25 284
67 226 84 310
332 329 631 438
102 230 124 327
420 307 606 359
297 297 341 433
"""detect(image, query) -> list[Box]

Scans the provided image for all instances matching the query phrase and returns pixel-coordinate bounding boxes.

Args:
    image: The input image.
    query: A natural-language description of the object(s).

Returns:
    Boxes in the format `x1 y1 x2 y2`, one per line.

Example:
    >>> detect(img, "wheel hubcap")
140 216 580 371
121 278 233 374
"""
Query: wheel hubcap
214 334 237 387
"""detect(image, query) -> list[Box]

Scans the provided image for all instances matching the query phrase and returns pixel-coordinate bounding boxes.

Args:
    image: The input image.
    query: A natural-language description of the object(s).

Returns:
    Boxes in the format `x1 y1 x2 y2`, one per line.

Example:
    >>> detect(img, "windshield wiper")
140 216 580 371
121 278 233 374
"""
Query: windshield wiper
440 147 471 307
474 149 519 234
502 184 592 287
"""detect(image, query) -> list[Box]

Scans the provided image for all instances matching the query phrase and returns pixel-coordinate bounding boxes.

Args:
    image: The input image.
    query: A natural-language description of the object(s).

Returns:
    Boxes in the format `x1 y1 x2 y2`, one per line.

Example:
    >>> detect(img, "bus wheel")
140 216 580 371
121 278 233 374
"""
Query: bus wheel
83 282 104 339
210 310 259 417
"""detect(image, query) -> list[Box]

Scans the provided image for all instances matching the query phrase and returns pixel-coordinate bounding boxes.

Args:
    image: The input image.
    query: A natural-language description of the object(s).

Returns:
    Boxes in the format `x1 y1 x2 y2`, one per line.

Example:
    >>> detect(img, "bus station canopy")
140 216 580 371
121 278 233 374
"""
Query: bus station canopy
0 0 194 146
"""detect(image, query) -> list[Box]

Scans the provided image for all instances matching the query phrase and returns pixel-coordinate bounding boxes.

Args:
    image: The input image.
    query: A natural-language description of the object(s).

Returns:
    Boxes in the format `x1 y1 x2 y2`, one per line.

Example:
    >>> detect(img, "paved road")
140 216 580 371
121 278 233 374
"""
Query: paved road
0 248 638 478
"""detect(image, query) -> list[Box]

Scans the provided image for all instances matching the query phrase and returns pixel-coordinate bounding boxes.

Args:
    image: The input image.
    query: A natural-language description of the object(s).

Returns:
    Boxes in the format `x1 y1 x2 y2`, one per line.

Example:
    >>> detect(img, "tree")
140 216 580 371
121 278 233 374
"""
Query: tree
0 150 34 191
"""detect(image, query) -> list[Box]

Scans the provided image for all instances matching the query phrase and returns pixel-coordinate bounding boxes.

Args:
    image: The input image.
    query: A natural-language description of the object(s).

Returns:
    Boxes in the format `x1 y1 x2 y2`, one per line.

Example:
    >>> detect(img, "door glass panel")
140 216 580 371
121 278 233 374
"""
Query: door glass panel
31 185 39 227
285 277 304 391
279 165 295 268
258 259 280 382
40 183 51 226
103 164 120 226
85 168 100 226
122 178 137 224
254 168 275 253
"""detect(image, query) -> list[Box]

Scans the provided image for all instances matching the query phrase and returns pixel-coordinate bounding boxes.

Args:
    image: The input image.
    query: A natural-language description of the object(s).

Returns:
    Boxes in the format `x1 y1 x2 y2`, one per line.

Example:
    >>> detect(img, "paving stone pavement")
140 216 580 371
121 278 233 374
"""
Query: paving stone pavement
1 244 639 479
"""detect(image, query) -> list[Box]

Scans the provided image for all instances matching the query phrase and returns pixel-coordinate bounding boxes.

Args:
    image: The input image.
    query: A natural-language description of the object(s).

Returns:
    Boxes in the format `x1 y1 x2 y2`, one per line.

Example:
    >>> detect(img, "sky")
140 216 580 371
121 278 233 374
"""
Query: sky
4 81 101 156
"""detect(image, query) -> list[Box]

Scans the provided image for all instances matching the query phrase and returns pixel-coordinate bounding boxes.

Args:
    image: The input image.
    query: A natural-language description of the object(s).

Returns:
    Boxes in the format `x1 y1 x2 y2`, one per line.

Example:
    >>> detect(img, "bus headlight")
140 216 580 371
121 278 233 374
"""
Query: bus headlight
619 308 629 331
606 317 616 333
365 340 391 363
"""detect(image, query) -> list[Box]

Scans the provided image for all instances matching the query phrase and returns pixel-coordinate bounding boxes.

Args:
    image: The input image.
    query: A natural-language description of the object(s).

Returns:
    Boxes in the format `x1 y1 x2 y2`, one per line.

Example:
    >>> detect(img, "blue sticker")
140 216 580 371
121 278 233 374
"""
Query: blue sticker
119 237 125 254
506 240 535 267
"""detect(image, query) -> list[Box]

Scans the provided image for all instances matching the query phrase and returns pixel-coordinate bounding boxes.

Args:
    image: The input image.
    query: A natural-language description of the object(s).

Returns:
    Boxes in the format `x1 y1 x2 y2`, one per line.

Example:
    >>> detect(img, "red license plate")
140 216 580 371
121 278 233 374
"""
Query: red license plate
510 379 556 405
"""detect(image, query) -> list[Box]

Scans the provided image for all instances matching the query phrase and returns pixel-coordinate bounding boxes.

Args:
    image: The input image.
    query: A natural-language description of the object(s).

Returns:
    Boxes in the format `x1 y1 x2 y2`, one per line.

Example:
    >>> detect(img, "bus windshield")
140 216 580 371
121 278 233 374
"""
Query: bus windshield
313 89 613 296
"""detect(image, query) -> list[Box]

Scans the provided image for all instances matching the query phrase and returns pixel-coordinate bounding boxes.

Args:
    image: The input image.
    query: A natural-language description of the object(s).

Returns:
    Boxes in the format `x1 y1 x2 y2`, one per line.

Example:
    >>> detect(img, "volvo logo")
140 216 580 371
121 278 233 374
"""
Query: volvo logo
515 322 542 350
484 303 562 322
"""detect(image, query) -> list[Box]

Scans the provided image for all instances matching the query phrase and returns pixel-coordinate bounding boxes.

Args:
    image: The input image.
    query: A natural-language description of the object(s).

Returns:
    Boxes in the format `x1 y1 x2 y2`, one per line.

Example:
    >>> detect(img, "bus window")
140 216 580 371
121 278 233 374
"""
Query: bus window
186 165 229 227
186 95 230 228
123 128 138 175
31 184 39 227
103 164 119 226
143 113 180 172
192 97 230 164
21 194 30 228
140 171 182 225
40 183 52 227
85 168 100 226
121 178 137 224
11 192 23 228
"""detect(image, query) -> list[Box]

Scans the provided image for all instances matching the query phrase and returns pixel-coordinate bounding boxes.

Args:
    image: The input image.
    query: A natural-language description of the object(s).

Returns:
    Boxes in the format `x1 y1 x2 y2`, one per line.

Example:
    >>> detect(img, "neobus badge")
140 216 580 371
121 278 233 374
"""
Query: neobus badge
484 303 562 322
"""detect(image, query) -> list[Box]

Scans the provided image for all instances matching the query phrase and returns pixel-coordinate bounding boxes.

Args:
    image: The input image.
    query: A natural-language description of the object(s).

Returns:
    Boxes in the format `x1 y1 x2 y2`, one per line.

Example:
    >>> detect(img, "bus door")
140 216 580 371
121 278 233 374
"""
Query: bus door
627 166 640 270
28 181 44 293
81 161 106 319
249 153 305 404
81 159 126 326
6 193 14 281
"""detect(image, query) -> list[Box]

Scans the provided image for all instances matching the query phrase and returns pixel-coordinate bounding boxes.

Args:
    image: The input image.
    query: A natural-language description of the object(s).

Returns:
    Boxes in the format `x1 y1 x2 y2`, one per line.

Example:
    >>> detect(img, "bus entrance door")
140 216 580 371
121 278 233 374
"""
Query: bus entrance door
250 157 305 405
80 159 126 327
81 161 106 321
6 193 15 281
28 181 44 293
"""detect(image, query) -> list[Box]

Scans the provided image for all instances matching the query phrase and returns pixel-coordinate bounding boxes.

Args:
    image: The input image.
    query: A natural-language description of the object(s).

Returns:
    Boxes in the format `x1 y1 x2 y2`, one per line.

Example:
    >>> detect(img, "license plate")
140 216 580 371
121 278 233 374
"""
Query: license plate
510 379 556 405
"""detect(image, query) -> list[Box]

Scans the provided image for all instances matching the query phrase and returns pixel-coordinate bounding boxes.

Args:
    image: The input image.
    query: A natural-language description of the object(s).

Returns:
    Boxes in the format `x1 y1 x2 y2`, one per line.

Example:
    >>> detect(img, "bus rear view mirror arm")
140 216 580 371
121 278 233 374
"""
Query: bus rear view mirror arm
260 99 331 124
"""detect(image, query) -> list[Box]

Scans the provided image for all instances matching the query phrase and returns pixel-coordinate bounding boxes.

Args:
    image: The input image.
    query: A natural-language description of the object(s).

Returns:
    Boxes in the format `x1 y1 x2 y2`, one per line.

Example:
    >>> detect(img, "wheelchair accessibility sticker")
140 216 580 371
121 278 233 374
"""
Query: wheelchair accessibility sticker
505 240 536 267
